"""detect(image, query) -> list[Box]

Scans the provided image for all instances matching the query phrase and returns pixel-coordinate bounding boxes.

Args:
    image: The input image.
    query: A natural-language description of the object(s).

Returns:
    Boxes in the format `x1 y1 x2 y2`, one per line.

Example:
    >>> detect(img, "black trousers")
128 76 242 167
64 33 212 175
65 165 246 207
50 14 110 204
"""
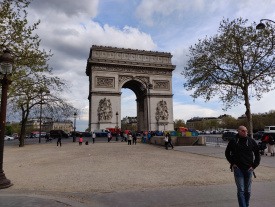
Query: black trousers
168 141 173 148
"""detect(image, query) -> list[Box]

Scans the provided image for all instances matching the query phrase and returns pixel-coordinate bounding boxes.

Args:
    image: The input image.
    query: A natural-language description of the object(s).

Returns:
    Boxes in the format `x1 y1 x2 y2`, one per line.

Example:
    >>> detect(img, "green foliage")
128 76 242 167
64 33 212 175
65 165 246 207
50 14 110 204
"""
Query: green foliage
5 125 12 135
174 119 186 129
121 123 137 132
6 123 21 135
182 17 275 134
0 0 77 146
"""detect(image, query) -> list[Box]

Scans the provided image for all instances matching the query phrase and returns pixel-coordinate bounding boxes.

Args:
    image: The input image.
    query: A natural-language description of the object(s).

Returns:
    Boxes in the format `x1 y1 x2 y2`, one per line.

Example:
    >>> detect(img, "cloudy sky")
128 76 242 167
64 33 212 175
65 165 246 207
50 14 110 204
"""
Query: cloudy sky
24 0 275 131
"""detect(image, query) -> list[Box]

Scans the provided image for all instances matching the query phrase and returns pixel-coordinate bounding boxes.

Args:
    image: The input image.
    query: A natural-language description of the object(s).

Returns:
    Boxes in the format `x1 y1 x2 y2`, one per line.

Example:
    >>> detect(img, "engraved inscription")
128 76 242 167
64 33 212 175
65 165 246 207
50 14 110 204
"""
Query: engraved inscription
93 65 172 76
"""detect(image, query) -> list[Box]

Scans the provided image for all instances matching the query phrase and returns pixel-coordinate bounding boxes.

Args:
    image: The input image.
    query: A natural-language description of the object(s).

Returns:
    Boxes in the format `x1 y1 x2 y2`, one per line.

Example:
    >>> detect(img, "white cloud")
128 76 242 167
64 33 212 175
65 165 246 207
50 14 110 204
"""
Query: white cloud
16 0 275 132
173 101 223 121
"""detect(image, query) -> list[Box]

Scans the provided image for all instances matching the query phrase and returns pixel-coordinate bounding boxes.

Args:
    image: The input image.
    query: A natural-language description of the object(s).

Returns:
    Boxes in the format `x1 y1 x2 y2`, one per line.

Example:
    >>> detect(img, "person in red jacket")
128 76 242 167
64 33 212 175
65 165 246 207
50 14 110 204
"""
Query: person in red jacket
263 134 275 156
79 137 83 146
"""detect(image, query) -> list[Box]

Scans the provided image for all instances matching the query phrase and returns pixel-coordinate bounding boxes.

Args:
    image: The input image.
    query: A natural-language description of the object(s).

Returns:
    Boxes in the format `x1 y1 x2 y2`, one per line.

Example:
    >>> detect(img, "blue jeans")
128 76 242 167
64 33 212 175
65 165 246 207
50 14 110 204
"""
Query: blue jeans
233 167 253 207
165 142 168 149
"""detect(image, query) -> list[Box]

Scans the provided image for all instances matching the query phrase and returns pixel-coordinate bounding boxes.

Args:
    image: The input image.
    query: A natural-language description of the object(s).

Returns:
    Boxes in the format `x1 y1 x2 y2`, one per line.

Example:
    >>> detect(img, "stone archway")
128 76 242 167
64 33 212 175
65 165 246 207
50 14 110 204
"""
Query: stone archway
86 45 176 132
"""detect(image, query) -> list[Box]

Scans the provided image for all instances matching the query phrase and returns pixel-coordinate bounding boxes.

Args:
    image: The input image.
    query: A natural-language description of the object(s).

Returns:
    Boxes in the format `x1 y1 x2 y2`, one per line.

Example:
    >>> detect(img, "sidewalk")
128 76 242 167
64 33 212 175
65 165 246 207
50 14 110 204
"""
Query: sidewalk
1 145 274 207
1 181 275 207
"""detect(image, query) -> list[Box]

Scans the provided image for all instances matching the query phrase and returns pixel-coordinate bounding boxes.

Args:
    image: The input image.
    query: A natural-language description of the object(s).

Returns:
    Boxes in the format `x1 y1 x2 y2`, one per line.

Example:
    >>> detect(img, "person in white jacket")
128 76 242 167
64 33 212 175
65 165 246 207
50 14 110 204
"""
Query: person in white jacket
92 132 96 144
127 133 132 145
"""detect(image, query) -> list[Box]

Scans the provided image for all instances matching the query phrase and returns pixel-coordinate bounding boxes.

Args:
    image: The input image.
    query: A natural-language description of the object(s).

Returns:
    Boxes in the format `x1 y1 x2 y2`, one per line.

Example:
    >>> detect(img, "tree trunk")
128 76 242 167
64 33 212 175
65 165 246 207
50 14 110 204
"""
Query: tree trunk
19 111 27 147
243 88 253 138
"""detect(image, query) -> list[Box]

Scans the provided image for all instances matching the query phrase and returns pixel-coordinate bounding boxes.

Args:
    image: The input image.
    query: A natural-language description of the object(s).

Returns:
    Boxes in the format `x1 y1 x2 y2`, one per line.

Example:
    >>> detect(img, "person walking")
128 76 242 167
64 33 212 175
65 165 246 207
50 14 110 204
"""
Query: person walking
57 131 62 147
123 132 127 142
92 132 96 144
147 132 151 144
168 133 173 149
45 133 51 143
267 134 275 156
225 126 260 207
164 133 169 150
107 131 111 142
127 133 132 145
79 137 83 146
133 133 137 145
262 134 273 156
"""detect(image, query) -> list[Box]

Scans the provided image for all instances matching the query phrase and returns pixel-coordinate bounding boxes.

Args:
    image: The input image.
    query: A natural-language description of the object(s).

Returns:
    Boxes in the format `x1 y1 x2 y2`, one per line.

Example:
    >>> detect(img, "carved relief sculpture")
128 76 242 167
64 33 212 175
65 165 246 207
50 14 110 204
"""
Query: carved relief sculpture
95 77 115 88
97 98 113 121
155 100 169 121
153 80 169 90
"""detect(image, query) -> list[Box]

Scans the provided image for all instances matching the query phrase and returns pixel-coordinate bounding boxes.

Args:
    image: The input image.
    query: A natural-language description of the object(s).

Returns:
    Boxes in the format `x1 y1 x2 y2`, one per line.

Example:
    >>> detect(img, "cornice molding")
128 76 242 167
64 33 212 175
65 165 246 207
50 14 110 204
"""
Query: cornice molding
86 45 176 76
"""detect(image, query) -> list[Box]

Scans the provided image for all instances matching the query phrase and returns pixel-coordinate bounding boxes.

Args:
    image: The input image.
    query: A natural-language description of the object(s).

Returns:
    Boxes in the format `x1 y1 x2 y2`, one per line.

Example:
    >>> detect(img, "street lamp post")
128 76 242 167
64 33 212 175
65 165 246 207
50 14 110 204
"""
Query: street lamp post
256 19 275 30
39 89 50 143
73 112 77 142
116 112 119 141
0 49 14 189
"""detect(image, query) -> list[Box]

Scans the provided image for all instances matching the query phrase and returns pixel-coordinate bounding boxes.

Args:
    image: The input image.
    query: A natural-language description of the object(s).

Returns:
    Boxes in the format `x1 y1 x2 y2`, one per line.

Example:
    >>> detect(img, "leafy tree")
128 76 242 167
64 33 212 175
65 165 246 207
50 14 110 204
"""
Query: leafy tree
264 110 275 126
0 0 77 146
252 114 265 132
5 125 12 136
193 121 205 131
208 119 219 130
182 18 275 136
174 119 186 129
220 116 238 130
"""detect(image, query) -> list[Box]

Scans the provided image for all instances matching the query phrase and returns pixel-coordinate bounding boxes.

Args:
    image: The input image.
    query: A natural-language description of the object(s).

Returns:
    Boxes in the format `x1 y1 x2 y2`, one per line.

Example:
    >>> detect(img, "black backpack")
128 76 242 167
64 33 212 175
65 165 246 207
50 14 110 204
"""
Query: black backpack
269 136 275 145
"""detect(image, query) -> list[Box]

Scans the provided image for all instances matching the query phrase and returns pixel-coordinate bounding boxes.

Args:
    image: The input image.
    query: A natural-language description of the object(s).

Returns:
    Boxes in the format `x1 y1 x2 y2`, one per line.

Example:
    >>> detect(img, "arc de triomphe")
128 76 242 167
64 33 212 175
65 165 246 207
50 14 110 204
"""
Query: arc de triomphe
86 45 176 132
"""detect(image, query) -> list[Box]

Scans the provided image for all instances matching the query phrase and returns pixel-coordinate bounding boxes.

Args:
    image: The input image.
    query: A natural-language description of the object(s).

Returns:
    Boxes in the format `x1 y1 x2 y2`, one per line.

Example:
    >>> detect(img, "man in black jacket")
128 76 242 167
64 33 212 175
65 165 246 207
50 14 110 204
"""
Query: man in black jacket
225 126 260 207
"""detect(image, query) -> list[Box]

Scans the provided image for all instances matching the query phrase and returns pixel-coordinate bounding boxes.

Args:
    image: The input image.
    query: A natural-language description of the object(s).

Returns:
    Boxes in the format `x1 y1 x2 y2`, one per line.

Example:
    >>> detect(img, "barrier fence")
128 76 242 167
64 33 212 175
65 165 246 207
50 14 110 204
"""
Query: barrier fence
204 136 228 146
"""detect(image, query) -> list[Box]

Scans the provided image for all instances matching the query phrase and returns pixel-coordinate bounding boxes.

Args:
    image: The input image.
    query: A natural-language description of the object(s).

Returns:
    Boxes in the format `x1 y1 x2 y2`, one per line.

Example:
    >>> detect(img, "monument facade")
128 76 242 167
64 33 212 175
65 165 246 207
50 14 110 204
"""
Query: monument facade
86 45 176 132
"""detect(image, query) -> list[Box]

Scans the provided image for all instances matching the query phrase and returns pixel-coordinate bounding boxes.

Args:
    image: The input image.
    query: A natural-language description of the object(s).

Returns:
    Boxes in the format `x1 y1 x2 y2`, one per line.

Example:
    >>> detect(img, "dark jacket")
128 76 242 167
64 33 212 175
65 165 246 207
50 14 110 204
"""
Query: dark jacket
225 134 260 170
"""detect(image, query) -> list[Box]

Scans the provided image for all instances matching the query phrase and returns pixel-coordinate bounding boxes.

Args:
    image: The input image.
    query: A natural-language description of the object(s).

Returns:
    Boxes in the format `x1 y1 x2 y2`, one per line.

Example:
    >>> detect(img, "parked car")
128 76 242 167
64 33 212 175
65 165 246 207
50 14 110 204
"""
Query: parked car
222 131 237 141
12 133 18 139
4 135 14 141
205 130 211 134
253 131 265 140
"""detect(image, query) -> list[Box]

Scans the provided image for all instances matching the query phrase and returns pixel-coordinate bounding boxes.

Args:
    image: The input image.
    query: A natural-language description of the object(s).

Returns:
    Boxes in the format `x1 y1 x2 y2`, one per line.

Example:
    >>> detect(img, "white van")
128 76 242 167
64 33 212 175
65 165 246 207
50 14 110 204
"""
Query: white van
264 126 275 132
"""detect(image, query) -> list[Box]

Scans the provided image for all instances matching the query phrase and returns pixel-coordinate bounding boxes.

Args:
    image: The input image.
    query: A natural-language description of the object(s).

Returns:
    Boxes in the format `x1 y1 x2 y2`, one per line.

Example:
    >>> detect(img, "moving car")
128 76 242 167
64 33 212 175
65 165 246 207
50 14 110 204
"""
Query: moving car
50 130 69 138
253 131 265 140
222 131 237 141
4 135 14 141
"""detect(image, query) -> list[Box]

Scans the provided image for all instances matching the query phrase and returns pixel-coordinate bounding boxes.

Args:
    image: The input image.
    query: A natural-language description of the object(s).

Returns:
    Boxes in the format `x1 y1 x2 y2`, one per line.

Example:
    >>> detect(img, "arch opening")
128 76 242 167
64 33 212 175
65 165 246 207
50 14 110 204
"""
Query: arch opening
122 80 149 132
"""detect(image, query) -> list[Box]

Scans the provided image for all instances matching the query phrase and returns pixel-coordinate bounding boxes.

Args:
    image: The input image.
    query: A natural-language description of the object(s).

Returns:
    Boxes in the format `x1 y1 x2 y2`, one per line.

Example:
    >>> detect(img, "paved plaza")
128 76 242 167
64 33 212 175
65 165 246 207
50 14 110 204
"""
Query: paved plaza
1 140 275 207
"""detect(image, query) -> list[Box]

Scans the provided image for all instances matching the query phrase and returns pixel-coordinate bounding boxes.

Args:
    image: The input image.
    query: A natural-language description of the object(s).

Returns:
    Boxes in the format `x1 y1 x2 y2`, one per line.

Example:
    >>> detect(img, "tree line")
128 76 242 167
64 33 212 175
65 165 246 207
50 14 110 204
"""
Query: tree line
175 110 275 133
